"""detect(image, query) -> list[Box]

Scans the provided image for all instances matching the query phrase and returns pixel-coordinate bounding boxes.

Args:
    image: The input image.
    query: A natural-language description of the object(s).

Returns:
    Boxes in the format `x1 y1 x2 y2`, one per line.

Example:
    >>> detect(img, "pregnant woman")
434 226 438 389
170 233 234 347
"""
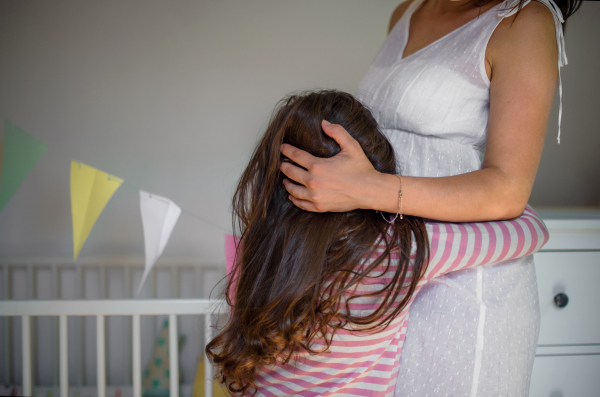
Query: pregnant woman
278 0 582 395
209 90 549 396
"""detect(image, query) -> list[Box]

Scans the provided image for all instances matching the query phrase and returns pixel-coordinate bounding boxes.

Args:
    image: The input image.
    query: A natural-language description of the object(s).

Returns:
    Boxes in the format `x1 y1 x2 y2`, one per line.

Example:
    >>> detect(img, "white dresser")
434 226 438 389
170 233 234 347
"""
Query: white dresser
529 208 600 397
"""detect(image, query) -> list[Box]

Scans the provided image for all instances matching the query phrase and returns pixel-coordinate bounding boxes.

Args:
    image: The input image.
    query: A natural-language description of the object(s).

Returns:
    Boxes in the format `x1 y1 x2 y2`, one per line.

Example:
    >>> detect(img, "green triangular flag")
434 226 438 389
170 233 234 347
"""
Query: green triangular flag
0 119 48 212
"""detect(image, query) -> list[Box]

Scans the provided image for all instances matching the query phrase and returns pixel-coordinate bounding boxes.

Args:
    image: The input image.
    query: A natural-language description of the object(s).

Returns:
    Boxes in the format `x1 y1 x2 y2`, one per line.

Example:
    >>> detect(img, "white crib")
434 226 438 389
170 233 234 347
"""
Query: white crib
0 257 229 397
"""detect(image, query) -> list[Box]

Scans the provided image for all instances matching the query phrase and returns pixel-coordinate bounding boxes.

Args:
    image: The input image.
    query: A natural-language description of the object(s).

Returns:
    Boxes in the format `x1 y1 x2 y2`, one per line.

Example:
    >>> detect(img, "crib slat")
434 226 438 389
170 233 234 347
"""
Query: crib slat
77 266 85 386
3 264 11 384
53 265 60 387
194 267 203 298
1 264 9 299
59 315 69 397
204 313 213 397
169 314 178 397
132 314 141 397
171 267 179 298
22 315 32 397
97 315 106 397
124 266 132 386
27 265 34 299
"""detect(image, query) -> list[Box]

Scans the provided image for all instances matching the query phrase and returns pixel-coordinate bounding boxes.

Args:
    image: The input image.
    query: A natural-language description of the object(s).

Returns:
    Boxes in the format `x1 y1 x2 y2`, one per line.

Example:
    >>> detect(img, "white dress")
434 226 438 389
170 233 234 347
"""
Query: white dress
356 0 567 395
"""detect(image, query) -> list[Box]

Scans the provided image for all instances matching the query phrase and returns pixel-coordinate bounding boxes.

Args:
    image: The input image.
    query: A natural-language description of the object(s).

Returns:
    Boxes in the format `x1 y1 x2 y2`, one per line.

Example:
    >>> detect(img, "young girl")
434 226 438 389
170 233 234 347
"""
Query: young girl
207 90 549 396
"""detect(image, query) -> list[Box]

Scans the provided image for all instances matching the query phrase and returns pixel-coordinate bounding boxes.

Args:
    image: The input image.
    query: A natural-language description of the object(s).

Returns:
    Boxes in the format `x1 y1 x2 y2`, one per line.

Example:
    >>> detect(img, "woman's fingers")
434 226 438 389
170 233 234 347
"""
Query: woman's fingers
280 160 310 186
278 120 379 213
282 178 310 201
280 143 316 171
288 194 321 212
321 120 361 152
282 178 319 211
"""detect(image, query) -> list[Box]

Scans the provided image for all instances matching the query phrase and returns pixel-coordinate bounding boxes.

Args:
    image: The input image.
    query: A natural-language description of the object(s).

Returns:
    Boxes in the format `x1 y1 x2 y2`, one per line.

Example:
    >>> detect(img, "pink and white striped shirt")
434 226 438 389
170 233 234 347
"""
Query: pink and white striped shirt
227 205 549 396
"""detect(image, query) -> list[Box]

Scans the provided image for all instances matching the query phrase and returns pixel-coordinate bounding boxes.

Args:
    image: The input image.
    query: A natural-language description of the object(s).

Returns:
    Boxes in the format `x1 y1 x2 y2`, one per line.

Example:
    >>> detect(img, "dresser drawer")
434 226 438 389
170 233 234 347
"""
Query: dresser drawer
529 354 600 397
542 219 600 250
534 251 600 345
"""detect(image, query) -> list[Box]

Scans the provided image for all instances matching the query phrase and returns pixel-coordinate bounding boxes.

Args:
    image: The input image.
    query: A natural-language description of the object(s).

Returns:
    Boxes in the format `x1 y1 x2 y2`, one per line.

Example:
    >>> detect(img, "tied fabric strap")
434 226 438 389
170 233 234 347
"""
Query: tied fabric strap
498 0 567 143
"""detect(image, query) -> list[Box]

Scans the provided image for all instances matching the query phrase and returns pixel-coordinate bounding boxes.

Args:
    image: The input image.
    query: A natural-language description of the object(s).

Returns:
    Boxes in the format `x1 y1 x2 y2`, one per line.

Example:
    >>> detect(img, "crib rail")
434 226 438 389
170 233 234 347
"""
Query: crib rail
1 256 226 393
0 299 228 397
0 256 224 301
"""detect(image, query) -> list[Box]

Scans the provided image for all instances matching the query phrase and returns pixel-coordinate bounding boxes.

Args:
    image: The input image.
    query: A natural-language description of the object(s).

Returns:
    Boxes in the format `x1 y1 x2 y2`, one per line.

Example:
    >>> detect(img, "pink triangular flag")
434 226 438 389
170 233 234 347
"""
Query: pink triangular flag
224 234 241 302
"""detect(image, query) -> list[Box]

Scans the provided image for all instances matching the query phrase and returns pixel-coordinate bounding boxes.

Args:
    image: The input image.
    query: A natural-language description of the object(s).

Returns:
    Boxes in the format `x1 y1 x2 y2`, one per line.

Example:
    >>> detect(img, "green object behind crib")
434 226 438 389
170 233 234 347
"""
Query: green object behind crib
142 319 186 397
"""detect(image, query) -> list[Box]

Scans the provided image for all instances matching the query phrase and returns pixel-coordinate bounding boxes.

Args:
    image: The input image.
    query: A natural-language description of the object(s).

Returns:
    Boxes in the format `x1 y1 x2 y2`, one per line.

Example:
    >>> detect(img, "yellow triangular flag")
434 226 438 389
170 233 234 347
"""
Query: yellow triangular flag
70 160 123 260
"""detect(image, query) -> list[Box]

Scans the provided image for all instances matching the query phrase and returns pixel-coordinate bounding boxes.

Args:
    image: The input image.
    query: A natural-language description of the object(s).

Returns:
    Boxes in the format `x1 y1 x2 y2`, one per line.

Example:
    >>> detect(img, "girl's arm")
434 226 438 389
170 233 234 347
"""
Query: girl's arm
422 204 549 282
279 3 558 222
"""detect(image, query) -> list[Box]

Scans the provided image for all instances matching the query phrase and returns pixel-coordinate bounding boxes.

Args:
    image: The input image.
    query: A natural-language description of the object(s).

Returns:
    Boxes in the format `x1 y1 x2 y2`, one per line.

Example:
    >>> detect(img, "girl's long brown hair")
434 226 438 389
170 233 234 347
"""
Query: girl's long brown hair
206 90 429 395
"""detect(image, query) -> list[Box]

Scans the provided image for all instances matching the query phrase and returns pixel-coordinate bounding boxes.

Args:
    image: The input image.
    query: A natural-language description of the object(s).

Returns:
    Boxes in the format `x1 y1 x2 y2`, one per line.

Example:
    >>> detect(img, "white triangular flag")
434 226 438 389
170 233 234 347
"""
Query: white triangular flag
136 190 181 296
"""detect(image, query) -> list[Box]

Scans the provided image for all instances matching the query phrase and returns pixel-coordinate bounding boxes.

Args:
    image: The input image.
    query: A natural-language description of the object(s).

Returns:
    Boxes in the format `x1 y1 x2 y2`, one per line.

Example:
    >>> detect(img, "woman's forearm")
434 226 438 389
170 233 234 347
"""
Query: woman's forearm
367 166 531 222
280 122 540 223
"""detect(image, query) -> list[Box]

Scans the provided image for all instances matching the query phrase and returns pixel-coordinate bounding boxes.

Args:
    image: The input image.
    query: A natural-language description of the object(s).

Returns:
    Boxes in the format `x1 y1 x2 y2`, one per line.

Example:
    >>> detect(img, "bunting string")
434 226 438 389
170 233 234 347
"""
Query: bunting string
0 120 230 232
0 117 231 293
119 182 228 233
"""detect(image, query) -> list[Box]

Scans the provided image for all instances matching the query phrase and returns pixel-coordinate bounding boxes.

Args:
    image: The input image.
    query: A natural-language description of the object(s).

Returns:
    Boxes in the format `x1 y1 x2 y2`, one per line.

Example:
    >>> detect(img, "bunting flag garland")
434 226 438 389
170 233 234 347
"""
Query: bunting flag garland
0 117 226 264
136 190 181 295
70 160 123 260
0 119 48 212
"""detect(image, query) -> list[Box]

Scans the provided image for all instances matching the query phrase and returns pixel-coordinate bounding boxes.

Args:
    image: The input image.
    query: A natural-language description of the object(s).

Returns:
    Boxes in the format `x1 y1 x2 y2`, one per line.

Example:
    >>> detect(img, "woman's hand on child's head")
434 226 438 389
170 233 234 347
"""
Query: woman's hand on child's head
279 120 382 213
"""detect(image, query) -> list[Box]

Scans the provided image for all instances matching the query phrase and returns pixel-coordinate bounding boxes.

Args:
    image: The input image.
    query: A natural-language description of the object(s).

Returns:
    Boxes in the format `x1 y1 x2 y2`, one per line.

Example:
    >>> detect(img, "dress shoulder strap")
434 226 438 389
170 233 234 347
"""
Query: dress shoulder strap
498 0 567 143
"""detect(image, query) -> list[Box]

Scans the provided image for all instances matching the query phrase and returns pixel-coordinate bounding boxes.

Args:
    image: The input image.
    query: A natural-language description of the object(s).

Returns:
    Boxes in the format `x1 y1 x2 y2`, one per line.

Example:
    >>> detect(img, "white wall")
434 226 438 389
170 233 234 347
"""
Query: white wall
529 1 600 206
0 0 598 262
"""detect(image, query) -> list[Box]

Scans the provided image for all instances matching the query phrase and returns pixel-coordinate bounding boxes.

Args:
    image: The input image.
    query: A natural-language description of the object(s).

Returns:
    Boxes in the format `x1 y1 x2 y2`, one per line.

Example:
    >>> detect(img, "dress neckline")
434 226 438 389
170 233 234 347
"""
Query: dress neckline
399 0 505 62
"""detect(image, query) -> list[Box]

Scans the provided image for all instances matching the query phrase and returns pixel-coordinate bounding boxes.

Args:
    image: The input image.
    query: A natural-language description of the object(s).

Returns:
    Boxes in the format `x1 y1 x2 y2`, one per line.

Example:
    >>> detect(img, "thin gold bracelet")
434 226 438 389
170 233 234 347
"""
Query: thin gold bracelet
380 175 403 224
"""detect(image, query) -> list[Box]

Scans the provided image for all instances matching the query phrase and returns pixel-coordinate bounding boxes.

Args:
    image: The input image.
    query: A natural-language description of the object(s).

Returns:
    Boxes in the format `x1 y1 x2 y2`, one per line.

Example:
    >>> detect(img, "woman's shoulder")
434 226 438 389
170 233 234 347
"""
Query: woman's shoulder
503 0 557 30
489 0 558 56
388 0 416 34
486 0 559 76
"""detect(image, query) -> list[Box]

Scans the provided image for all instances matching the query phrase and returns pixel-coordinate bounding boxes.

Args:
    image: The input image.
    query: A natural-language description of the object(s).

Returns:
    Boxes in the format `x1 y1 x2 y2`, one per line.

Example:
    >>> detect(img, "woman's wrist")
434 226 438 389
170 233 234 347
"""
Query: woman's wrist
360 171 402 213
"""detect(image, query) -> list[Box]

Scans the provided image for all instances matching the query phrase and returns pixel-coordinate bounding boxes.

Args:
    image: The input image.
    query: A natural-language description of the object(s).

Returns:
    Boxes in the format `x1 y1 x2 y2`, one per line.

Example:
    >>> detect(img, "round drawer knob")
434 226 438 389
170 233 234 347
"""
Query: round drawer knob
554 293 569 308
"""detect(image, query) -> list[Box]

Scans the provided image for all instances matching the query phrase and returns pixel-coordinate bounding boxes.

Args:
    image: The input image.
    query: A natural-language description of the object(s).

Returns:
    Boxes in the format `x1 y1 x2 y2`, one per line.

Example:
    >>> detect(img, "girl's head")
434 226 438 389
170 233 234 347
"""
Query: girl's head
207 90 428 395
234 90 397 223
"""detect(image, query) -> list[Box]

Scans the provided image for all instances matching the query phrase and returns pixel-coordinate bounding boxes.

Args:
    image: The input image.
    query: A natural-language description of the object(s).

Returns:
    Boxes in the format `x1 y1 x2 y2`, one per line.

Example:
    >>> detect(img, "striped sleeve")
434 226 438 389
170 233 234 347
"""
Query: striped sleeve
423 204 549 282
246 206 549 396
